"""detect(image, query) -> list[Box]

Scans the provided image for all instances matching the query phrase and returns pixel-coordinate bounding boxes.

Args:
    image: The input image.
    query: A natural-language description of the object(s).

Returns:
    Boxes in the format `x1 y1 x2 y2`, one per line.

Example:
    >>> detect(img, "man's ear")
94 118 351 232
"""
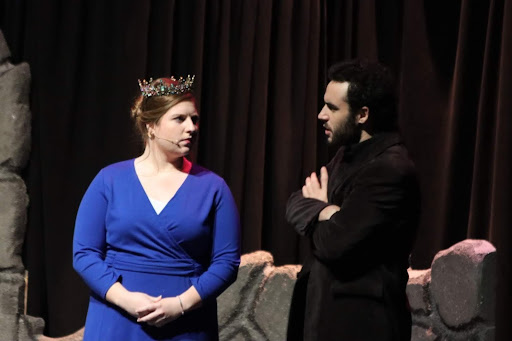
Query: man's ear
356 106 369 124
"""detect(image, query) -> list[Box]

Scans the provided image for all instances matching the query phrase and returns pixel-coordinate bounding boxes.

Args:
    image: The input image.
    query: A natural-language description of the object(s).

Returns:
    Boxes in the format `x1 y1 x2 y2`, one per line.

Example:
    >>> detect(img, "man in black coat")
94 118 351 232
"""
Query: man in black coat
286 60 421 341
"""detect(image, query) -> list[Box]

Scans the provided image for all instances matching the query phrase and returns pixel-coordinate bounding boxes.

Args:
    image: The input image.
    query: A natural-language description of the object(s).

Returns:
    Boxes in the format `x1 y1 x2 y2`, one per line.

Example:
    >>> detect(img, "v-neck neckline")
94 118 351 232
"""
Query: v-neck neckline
131 159 192 216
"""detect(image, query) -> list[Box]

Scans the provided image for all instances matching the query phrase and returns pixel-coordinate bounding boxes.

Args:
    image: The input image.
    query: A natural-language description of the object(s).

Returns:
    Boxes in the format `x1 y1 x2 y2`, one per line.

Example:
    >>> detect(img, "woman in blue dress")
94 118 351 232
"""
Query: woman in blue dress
73 76 241 340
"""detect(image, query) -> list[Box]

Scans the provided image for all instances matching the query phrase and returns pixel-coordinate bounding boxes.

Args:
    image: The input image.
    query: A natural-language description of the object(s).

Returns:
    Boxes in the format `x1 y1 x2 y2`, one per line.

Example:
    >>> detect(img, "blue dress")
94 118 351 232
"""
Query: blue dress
73 159 241 340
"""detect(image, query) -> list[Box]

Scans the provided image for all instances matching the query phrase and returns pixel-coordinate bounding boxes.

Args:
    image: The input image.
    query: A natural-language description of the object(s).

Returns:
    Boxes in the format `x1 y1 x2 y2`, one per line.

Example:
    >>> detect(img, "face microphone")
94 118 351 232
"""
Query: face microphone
153 135 181 146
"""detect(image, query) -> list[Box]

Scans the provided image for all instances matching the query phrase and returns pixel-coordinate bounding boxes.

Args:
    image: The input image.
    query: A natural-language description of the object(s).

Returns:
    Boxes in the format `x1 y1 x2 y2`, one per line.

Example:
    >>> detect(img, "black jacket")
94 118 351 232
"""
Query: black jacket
286 132 420 341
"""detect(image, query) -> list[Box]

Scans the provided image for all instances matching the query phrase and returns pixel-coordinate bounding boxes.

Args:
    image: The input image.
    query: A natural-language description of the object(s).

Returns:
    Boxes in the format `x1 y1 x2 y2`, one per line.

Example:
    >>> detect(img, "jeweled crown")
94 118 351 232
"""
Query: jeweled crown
138 75 195 98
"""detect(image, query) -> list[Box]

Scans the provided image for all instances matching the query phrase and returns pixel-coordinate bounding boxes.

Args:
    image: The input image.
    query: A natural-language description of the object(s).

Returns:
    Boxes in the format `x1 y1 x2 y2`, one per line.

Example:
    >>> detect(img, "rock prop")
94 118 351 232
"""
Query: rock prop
409 239 496 341
217 251 300 341
0 29 45 341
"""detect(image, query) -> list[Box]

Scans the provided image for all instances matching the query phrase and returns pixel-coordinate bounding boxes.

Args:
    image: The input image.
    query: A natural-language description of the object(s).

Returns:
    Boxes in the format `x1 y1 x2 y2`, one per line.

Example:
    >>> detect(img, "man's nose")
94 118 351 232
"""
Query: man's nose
318 106 328 120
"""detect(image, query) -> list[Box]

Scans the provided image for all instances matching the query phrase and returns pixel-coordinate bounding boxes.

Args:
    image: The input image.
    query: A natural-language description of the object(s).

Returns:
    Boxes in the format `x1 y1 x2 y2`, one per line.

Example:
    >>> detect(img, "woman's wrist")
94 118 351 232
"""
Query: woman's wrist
178 286 202 312
105 282 127 307
176 295 185 315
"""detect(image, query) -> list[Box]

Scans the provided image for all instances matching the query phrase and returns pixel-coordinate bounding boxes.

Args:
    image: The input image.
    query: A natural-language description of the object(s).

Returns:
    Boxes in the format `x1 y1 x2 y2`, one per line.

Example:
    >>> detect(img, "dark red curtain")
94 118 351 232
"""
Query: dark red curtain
1 0 510 339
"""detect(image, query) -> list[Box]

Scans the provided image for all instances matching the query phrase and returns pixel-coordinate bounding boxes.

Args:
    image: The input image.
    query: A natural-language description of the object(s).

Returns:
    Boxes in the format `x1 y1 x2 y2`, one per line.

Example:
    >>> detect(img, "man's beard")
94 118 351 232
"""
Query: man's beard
328 115 361 148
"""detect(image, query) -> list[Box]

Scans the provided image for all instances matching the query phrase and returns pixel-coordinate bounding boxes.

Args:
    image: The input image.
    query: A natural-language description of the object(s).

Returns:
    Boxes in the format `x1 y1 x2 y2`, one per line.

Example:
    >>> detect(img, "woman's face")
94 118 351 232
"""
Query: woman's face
150 100 199 156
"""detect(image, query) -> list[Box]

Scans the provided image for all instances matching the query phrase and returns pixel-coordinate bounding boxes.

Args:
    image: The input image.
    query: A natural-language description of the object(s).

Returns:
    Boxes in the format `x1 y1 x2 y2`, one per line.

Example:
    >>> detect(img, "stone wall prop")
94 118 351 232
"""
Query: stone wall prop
0 29 44 341
217 251 300 341
431 239 496 327
407 268 431 315
0 61 31 171
0 170 29 271
0 242 497 341
0 272 25 341
411 239 496 341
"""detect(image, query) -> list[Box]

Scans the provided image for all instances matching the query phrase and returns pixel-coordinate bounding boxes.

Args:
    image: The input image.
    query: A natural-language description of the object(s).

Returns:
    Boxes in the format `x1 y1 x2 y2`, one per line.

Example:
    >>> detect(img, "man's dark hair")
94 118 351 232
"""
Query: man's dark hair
328 59 398 133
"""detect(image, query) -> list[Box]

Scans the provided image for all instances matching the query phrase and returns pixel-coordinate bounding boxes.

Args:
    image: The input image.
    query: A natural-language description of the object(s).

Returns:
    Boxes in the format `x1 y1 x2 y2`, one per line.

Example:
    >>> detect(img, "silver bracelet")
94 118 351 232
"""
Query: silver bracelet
177 295 185 315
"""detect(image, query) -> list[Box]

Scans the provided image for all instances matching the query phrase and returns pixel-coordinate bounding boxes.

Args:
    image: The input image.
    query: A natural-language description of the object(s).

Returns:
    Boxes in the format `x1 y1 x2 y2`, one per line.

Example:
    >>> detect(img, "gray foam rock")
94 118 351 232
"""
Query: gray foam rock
253 264 300 340
0 171 28 270
18 315 45 341
411 325 439 341
407 268 431 314
0 63 31 171
430 239 496 328
0 272 25 341
218 251 273 340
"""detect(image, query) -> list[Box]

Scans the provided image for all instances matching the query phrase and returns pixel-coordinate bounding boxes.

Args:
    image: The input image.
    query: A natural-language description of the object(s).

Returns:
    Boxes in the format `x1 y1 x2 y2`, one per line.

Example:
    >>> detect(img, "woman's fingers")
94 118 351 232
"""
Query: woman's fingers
135 303 158 316
150 295 162 302
154 315 172 327
137 309 161 323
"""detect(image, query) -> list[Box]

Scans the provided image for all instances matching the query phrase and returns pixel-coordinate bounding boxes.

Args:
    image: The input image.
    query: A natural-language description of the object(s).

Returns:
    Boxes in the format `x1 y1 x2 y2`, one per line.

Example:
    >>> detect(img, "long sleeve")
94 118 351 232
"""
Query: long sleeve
190 181 241 301
286 147 345 236
73 170 120 298
285 190 330 236
311 158 418 263
285 149 345 236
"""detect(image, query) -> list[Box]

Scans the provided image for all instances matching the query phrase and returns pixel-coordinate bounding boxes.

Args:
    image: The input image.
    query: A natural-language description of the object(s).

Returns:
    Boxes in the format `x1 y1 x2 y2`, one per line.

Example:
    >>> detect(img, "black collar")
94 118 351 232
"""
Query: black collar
342 132 402 164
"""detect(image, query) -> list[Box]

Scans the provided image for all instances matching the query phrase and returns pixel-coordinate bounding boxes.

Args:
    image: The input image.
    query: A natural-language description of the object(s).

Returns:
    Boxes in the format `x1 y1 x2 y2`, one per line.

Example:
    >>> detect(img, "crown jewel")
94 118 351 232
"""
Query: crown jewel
138 75 195 98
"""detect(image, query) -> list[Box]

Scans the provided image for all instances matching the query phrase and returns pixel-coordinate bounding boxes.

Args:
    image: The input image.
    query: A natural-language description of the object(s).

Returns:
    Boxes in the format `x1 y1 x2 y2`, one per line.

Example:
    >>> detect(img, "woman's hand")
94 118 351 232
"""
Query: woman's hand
136 286 202 327
120 292 162 318
136 296 184 327
105 282 161 318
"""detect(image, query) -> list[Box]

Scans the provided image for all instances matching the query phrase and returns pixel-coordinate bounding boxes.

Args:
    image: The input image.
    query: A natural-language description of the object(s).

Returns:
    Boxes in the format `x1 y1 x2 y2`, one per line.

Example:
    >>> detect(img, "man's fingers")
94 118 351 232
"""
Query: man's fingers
320 167 328 188
310 172 320 188
302 185 309 198
303 177 312 198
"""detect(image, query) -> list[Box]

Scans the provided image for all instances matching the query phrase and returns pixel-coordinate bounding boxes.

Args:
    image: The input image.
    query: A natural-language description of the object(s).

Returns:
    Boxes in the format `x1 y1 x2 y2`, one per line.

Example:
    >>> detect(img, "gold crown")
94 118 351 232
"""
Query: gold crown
138 75 195 97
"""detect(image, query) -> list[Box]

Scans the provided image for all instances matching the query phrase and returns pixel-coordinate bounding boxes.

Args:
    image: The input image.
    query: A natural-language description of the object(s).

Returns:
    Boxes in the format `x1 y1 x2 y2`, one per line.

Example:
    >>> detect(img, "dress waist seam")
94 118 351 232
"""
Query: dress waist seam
105 252 203 276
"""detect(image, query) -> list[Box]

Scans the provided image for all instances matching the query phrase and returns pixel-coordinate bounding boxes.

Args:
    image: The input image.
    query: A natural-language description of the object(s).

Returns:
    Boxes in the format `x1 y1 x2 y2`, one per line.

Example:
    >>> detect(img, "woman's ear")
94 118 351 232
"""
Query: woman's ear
146 124 155 139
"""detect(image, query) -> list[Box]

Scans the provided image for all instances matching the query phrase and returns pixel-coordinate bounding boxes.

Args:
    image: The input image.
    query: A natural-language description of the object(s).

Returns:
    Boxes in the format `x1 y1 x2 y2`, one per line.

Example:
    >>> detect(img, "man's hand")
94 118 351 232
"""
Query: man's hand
318 205 340 221
302 166 329 203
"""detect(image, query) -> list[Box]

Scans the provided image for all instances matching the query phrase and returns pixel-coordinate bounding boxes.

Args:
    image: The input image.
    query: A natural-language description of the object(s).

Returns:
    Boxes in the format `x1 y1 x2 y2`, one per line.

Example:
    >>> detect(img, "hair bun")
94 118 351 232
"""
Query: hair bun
131 96 143 119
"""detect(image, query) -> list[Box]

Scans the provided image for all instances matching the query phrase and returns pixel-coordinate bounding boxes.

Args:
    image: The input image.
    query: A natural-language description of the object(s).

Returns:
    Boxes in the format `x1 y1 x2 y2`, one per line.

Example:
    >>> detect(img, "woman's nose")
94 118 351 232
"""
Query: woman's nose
185 116 198 132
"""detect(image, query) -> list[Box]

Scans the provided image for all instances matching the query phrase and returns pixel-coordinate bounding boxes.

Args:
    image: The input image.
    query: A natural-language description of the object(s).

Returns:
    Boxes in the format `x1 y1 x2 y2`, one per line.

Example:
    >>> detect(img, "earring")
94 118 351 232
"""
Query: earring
148 131 154 139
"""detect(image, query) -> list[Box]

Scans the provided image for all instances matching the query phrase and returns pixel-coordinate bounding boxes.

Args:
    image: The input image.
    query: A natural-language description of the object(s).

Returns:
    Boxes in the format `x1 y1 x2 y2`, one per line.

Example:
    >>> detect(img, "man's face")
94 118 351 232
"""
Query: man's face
318 81 360 147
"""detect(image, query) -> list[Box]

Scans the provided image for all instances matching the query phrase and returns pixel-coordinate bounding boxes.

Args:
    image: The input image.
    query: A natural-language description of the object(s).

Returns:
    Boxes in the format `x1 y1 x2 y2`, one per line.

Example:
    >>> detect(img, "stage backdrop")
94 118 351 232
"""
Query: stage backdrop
1 0 511 339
